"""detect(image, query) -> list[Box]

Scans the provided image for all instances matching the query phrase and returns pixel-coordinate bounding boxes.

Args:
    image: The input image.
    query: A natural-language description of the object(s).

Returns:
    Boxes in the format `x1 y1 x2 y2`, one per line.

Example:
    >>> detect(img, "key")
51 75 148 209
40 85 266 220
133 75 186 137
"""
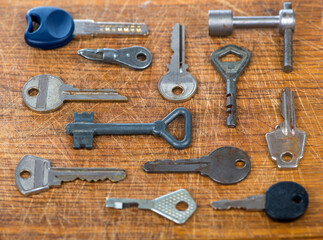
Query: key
143 146 251 184
211 45 251 128
211 181 309 222
266 87 306 168
77 46 152 70
24 6 148 49
65 107 192 150
106 189 196 224
22 74 127 113
15 155 126 196
158 24 197 102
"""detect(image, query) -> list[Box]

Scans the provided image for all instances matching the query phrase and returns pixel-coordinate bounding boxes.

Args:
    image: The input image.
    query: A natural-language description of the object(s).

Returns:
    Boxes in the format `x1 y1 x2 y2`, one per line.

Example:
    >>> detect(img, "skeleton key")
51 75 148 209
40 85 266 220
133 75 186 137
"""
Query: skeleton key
158 24 197 102
15 155 126 195
143 146 251 184
22 74 127 113
106 189 196 224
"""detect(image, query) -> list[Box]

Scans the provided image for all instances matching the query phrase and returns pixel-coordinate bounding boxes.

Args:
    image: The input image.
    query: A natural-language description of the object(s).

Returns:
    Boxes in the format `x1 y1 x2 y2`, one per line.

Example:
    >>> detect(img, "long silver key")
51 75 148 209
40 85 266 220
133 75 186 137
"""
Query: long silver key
158 24 197 102
266 87 306 168
143 146 251 184
106 189 196 224
22 74 127 113
15 155 126 196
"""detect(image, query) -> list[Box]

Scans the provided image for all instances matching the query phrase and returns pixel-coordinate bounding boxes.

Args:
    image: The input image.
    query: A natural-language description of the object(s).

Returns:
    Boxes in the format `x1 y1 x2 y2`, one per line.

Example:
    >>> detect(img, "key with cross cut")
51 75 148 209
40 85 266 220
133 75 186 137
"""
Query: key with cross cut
211 181 309 222
143 146 251 184
15 155 126 196
22 74 127 113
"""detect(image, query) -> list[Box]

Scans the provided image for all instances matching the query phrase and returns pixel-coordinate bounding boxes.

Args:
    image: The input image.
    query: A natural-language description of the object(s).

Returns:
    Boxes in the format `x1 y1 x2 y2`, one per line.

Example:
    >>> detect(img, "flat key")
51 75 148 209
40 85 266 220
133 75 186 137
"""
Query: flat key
211 45 250 127
106 189 196 224
15 155 126 196
22 74 127 113
266 88 306 168
158 24 197 102
143 146 251 184
65 107 192 150
211 181 309 222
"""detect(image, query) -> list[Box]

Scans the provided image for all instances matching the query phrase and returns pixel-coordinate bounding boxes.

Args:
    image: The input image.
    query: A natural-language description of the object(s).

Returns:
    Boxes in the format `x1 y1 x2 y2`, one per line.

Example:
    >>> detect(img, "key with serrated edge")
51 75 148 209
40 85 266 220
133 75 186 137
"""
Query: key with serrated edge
15 155 126 196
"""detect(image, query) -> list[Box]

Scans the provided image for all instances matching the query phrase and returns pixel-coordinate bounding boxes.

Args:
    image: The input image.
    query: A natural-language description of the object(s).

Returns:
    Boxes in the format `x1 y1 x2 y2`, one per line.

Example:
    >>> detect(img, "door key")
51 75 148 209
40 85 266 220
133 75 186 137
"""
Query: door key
106 189 196 224
15 155 126 195
158 24 197 102
211 45 250 127
22 74 127 113
211 181 309 222
143 146 251 184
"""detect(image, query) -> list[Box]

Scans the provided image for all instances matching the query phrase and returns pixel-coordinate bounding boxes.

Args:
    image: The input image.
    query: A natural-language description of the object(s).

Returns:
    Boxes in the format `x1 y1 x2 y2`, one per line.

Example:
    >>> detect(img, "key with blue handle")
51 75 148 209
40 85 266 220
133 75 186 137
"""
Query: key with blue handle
25 6 149 49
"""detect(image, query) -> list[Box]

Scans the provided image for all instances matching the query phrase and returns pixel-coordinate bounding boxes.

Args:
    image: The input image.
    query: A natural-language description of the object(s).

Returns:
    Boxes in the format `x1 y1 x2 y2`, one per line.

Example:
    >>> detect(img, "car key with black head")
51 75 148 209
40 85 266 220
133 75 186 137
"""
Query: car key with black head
211 181 309 222
143 146 251 184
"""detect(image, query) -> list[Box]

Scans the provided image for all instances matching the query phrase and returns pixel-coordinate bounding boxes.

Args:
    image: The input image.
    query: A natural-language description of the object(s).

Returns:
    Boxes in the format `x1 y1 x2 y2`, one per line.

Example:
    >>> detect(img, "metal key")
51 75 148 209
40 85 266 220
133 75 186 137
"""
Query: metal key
211 181 309 222
77 46 152 70
158 24 197 102
65 107 192 150
22 74 127 113
211 45 250 127
143 146 251 184
106 189 196 224
266 88 306 168
15 155 126 196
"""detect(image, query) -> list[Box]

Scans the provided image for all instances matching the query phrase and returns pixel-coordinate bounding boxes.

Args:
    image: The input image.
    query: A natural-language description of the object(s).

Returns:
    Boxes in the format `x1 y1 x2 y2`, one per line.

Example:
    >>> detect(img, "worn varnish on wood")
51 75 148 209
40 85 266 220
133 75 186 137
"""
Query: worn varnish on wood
0 0 322 239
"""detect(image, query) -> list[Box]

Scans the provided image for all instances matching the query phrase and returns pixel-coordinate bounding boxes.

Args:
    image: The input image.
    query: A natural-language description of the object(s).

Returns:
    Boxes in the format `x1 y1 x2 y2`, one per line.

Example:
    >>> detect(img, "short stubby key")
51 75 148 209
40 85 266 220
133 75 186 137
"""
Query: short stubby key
158 24 197 102
143 146 251 184
266 88 306 168
78 46 152 70
106 189 196 224
211 181 309 222
22 74 127 113
15 155 126 195
211 45 250 128
66 107 192 150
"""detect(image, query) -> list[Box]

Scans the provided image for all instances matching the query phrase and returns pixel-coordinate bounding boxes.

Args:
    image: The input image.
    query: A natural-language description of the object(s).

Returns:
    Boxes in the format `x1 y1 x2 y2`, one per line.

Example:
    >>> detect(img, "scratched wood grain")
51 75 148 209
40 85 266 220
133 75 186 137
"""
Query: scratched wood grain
0 0 322 239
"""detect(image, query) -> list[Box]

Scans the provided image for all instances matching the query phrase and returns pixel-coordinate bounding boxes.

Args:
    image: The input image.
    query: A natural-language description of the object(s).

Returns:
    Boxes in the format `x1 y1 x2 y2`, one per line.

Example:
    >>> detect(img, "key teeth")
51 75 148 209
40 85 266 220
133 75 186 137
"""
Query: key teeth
74 112 94 123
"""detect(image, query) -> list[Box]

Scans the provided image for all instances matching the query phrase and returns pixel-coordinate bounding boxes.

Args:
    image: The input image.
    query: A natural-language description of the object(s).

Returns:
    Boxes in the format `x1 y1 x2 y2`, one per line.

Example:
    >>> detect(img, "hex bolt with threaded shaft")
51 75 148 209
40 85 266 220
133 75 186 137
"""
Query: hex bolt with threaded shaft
208 2 295 73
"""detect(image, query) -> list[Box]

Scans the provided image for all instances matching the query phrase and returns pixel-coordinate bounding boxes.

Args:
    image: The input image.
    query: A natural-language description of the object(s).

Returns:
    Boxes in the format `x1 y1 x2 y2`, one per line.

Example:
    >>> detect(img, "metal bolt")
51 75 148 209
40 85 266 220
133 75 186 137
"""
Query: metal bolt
209 2 295 73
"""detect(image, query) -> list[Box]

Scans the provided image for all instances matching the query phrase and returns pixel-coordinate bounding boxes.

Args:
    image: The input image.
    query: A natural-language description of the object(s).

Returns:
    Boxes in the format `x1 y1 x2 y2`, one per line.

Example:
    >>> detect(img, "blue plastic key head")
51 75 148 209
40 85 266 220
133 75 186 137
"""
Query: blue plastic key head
25 6 75 49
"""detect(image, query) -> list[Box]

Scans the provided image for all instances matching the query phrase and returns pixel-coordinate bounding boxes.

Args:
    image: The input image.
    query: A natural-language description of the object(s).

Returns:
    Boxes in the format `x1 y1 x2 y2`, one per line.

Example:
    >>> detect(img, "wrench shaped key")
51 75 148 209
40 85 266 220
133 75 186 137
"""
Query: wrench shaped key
211 45 250 127
15 155 126 195
158 24 197 102
143 146 251 184
66 107 192 150
23 75 127 113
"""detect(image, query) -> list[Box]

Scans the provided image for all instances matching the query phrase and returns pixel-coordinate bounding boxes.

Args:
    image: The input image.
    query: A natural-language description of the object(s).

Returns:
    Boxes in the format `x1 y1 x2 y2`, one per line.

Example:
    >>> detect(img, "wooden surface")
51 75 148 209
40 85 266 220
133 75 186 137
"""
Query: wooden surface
0 0 322 239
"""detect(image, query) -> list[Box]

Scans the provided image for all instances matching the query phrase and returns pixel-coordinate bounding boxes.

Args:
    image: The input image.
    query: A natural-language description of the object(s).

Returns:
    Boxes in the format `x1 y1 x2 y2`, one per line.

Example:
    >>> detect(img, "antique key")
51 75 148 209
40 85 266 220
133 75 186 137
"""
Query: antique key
106 189 196 224
22 74 127 113
211 181 309 222
158 24 197 102
143 146 251 184
15 155 126 195
211 45 250 127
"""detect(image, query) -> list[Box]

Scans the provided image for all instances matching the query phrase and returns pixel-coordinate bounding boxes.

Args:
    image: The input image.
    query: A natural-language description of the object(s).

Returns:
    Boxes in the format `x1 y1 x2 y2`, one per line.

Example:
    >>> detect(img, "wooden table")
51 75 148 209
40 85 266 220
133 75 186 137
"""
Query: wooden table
0 0 322 239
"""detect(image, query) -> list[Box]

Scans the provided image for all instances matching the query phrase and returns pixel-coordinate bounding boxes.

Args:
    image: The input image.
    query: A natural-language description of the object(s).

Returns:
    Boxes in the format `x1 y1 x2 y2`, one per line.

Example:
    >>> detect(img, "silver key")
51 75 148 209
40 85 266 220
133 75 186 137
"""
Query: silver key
22 74 127 113
158 24 197 102
15 155 126 196
266 88 306 168
106 189 196 224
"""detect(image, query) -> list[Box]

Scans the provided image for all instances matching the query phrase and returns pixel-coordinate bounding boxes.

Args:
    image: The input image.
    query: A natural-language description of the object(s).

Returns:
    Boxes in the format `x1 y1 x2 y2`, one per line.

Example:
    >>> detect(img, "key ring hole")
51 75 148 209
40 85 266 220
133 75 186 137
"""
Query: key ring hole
172 86 184 95
235 159 246 168
136 53 147 62
20 170 31 179
281 152 293 162
219 52 242 62
28 87 39 97
176 201 189 211
292 195 302 204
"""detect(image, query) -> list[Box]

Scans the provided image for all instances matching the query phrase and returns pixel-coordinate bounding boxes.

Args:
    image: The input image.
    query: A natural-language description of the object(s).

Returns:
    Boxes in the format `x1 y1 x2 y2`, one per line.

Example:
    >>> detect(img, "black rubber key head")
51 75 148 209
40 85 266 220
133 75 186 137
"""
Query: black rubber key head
265 181 308 222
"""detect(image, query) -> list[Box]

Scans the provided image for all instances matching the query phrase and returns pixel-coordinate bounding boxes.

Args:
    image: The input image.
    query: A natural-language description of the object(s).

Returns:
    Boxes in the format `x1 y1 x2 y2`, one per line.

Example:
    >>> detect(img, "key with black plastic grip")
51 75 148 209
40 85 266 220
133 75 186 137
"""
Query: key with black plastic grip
211 181 309 222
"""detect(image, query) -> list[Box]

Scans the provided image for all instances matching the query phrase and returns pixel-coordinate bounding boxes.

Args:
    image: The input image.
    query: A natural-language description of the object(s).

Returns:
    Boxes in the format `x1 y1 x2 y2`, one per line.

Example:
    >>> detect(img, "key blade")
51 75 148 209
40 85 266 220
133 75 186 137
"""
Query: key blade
106 199 153 210
280 87 296 135
77 48 105 61
73 20 148 36
211 195 266 211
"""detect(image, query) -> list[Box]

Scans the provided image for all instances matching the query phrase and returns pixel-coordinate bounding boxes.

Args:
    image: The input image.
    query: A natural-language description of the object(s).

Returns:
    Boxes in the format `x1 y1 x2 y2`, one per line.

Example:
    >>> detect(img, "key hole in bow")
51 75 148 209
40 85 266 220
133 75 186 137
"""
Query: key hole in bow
30 15 40 33
219 52 242 62
28 87 39 97
166 115 185 141
235 159 246 168
136 53 147 62
172 86 184 95
20 170 31 179
176 201 189 211
292 195 302 204
281 152 294 162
